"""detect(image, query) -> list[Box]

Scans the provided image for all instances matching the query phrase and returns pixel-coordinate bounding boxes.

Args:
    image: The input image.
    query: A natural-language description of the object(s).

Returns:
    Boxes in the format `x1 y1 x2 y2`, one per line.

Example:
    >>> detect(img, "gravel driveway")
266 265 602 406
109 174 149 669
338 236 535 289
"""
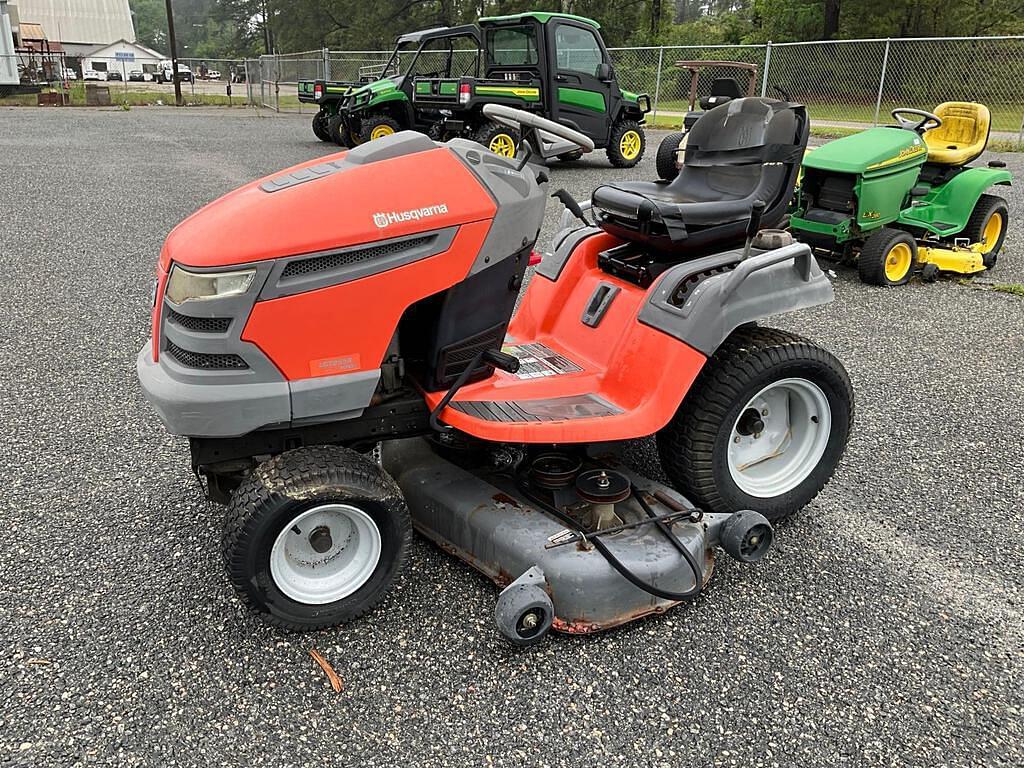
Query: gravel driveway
1 106 1022 768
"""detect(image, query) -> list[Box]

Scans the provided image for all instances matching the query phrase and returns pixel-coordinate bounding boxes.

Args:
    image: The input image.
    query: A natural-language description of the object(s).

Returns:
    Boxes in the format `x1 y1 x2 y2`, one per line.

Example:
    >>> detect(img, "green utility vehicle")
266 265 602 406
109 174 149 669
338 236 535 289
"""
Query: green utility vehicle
299 25 482 145
413 13 650 166
790 102 1011 286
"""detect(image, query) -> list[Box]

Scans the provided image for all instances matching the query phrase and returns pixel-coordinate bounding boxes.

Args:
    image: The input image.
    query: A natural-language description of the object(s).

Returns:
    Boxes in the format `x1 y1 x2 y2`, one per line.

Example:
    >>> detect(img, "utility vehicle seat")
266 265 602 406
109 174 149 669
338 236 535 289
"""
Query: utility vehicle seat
591 98 808 255
699 78 744 110
923 102 990 166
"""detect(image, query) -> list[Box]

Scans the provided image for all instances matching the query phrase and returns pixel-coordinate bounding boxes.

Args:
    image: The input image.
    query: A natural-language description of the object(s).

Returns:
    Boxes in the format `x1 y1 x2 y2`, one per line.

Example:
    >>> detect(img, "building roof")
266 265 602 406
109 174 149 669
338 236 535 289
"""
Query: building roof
15 0 135 45
79 38 164 60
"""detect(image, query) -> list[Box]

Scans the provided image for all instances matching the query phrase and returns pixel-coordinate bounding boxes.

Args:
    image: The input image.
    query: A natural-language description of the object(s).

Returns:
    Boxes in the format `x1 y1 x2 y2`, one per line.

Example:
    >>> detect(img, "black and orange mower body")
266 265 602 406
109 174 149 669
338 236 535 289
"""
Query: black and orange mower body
139 101 853 644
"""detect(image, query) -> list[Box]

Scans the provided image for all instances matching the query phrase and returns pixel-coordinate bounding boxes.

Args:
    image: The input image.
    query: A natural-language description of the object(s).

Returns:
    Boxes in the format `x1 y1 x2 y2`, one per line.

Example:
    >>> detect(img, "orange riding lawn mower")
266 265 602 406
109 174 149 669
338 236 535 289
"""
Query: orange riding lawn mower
139 99 854 645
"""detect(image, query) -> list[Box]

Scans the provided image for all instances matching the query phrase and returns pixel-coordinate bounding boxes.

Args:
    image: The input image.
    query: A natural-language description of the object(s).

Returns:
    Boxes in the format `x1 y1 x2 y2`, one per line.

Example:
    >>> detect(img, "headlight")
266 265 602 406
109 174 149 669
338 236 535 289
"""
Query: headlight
165 265 255 304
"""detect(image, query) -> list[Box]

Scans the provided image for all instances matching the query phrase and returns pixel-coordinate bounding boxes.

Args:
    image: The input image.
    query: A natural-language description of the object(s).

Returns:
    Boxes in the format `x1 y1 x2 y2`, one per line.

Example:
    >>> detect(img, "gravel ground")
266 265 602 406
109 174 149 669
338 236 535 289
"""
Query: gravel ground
1 106 1022 768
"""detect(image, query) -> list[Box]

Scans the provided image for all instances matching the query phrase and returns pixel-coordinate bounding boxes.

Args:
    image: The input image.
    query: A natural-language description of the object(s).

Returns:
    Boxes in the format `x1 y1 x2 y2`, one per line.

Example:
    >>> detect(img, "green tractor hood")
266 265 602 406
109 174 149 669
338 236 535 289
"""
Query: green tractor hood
347 76 408 109
803 126 928 176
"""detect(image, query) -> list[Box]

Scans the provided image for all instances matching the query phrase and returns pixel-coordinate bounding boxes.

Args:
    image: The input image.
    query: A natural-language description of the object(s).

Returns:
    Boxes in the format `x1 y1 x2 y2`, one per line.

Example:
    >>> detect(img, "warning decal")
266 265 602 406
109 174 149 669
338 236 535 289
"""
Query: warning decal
501 342 583 379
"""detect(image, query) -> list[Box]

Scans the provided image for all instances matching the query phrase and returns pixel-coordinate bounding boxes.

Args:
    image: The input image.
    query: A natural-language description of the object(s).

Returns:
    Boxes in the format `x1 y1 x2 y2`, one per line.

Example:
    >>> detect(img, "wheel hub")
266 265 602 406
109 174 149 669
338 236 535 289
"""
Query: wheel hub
727 378 833 498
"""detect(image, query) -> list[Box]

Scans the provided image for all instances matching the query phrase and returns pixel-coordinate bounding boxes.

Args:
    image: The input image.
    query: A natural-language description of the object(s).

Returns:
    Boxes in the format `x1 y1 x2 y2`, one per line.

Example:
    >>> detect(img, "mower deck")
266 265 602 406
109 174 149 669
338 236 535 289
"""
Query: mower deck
382 437 729 634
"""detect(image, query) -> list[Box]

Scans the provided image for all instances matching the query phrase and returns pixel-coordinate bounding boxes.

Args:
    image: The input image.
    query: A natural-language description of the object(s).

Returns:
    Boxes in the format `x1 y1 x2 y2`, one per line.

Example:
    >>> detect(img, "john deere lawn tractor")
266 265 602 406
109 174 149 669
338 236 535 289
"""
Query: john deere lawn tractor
790 102 1011 286
299 25 482 145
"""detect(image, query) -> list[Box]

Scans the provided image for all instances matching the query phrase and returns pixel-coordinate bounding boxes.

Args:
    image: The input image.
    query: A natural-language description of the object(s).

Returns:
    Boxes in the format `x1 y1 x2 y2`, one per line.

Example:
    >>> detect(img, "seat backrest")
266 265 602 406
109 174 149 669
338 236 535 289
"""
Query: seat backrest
675 97 808 228
709 77 744 99
924 101 990 165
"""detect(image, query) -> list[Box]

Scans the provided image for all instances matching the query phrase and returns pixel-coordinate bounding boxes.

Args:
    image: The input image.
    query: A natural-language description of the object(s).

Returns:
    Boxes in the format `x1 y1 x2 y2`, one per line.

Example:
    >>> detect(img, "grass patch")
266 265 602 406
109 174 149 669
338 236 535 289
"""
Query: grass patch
1 83 245 108
991 283 1024 297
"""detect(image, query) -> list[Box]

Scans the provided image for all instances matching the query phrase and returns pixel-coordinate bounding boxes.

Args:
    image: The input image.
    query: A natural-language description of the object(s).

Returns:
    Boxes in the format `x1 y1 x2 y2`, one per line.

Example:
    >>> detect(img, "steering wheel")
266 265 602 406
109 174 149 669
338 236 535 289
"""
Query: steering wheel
891 108 942 134
482 103 595 153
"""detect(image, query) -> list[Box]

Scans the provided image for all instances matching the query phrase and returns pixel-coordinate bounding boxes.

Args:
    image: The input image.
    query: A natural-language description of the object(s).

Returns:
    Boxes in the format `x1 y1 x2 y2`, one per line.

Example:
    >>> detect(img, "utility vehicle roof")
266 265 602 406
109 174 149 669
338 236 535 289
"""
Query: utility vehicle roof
479 12 600 29
396 24 481 44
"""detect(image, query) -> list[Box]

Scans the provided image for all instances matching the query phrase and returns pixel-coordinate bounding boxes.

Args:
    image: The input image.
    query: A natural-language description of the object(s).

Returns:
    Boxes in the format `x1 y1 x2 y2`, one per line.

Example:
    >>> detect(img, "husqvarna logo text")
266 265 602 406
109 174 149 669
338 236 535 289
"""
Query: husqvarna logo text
373 204 449 228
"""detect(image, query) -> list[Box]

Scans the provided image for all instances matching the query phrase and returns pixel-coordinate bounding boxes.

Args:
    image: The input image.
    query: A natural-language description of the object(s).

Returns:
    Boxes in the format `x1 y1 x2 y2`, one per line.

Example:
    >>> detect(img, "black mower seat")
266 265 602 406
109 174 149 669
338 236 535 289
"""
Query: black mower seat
592 98 808 255
699 77 744 110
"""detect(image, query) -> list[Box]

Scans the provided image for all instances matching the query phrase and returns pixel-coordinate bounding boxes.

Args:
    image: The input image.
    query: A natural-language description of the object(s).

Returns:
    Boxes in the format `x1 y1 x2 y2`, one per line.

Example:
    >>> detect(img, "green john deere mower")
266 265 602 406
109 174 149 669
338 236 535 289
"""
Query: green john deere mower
790 102 1011 286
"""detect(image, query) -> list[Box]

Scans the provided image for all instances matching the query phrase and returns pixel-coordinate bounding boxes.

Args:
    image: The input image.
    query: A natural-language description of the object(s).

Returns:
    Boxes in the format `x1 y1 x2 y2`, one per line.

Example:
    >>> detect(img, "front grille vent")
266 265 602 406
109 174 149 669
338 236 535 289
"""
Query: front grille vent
165 340 248 370
280 236 433 279
166 308 231 333
437 324 506 382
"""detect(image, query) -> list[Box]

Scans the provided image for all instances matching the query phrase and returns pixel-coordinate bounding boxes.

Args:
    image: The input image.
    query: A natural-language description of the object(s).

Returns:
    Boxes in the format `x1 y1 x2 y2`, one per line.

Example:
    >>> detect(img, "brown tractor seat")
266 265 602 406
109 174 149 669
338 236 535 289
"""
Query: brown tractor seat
923 102 991 166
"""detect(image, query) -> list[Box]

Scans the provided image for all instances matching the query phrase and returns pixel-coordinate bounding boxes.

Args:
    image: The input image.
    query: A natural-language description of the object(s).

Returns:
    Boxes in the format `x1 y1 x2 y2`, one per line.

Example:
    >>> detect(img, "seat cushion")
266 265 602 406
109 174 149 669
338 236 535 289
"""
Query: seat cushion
593 180 758 227
924 102 990 165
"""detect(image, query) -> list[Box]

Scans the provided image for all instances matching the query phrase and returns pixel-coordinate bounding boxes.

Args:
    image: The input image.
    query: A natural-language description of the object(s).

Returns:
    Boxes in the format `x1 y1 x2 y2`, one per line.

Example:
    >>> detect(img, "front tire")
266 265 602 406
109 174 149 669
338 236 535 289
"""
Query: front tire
312 110 332 142
657 326 853 523
327 113 350 147
858 227 916 286
963 193 1008 269
360 114 401 143
607 120 645 168
656 131 686 180
222 445 411 631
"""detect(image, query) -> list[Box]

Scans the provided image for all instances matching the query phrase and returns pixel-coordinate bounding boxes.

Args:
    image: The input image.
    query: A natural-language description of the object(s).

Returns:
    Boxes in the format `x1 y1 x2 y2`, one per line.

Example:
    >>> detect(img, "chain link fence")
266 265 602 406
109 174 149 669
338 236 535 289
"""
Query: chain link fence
7 34 1020 145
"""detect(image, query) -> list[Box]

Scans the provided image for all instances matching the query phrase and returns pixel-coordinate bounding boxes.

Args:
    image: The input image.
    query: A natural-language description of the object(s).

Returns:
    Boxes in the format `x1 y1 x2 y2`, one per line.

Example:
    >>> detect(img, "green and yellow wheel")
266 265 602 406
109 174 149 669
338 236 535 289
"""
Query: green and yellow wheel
963 194 1009 269
858 228 917 287
359 115 401 143
607 120 645 168
475 122 520 158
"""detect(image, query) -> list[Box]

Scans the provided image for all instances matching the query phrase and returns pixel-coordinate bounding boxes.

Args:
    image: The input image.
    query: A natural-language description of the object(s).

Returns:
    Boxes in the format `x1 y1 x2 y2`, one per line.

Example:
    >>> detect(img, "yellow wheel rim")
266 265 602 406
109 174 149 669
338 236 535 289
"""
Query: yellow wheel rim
981 211 1003 253
619 130 642 160
488 133 516 157
885 242 913 283
370 124 395 140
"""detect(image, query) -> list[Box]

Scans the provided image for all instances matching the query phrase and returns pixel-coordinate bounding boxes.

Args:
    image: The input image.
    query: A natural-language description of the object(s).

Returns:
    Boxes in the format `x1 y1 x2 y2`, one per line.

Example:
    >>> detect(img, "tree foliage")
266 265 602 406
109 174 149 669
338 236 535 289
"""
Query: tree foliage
130 0 1024 57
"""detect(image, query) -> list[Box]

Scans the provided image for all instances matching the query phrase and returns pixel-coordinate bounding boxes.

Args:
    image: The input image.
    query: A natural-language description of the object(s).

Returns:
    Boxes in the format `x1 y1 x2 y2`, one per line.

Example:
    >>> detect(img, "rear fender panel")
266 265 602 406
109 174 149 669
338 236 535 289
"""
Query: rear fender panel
898 166 1012 234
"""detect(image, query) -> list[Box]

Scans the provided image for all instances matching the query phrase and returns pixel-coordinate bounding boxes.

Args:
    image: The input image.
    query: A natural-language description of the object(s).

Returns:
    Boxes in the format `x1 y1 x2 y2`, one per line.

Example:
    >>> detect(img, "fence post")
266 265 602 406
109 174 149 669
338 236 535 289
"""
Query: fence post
873 38 891 126
652 46 664 122
322 47 330 80
1017 113 1024 151
760 41 772 97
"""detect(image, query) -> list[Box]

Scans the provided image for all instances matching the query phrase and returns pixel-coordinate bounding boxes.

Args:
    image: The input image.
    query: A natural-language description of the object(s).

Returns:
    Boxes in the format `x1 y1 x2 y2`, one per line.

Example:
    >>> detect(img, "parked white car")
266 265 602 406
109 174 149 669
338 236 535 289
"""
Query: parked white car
63 68 77 81
82 70 107 81
207 70 221 80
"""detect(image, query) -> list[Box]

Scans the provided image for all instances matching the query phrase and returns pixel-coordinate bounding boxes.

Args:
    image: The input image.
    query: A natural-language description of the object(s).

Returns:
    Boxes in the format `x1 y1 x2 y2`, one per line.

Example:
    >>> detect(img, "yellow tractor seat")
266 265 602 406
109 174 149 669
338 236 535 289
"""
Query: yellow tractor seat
923 102 991 166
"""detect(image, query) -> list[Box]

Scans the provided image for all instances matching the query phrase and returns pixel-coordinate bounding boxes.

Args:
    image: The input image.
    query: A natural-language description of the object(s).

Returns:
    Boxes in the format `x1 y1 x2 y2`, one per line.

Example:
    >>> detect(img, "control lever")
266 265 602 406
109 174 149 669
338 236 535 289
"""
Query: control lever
429 348 520 432
741 200 766 261
552 189 591 226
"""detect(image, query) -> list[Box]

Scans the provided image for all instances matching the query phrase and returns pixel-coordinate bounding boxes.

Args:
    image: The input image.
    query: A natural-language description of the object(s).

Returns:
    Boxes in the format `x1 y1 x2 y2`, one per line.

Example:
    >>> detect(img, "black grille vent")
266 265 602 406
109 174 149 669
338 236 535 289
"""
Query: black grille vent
165 340 248 370
280 237 433 279
438 324 505 382
166 308 231 333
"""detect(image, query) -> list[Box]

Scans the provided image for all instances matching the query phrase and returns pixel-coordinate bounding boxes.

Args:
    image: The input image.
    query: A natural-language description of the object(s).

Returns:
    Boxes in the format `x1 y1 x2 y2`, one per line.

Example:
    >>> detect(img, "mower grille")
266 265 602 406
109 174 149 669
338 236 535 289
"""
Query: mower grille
164 340 248 370
166 308 231 333
280 237 433 279
438 324 505 383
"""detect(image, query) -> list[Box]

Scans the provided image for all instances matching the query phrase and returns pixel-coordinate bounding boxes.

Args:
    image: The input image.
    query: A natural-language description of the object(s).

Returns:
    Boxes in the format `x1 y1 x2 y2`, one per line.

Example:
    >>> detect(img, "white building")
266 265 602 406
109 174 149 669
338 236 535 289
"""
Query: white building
1 1 17 85
80 38 164 77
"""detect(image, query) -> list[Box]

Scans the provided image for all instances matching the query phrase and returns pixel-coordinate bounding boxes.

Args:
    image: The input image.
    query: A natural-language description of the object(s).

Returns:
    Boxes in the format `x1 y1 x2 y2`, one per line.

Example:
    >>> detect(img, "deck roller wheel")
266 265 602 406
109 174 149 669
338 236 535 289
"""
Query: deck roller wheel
720 509 774 563
494 567 553 646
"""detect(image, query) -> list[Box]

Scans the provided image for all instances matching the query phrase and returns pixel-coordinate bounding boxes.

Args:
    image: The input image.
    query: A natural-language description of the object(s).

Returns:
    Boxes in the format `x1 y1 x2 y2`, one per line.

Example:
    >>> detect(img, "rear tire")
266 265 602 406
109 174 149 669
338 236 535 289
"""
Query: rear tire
858 227 916 286
656 131 685 180
657 326 853 523
222 445 411 631
557 149 584 163
963 193 1008 269
312 110 331 142
476 121 520 158
607 120 645 168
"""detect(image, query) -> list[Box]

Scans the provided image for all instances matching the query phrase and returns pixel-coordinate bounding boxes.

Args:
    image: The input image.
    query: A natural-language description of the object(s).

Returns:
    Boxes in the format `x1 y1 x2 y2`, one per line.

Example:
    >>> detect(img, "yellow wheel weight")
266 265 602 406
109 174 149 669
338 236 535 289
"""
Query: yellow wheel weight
981 211 1003 253
489 133 516 158
884 242 913 283
619 130 641 160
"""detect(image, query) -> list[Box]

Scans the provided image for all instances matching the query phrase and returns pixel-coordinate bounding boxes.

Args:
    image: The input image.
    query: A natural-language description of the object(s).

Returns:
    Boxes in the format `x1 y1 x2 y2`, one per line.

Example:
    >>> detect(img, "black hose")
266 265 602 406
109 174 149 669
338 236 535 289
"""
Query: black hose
516 479 706 603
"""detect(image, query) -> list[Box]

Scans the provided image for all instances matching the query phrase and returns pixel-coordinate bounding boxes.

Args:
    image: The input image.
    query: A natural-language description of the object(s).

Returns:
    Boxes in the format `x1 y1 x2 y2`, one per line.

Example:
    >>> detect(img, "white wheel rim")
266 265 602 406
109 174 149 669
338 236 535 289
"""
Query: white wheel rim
727 378 832 498
269 504 382 605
